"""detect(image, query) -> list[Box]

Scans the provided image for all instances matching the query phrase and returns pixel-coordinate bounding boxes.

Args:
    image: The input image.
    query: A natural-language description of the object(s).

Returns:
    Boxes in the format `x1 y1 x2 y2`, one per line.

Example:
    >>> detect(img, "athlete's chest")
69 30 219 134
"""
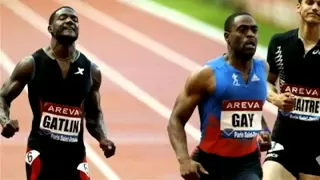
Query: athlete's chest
56 60 71 79
275 43 320 86
220 70 267 101
39 101 83 143
32 59 92 104
214 69 266 139
33 59 91 143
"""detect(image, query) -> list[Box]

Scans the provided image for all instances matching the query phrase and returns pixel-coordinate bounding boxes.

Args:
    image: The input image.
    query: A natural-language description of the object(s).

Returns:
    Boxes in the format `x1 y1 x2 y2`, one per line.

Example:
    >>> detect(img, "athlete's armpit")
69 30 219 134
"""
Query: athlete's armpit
84 62 107 142
0 56 34 125
167 66 214 162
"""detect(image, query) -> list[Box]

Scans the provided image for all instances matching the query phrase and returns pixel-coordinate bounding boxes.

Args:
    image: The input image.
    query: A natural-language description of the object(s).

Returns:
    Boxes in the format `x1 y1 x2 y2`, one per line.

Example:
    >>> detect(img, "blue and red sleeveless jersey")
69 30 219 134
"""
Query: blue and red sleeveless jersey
198 56 267 157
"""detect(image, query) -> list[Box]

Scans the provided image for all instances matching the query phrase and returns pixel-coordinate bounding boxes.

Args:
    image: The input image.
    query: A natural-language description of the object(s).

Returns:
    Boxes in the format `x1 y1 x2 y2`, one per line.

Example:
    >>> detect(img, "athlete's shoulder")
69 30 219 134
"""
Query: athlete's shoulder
18 56 35 70
76 51 94 65
89 61 102 88
253 57 265 62
190 65 214 81
204 55 226 70
269 29 298 45
253 58 269 73
253 57 266 64
31 48 47 59
90 62 101 75
11 55 35 81
76 51 100 75
187 66 214 87
185 65 214 94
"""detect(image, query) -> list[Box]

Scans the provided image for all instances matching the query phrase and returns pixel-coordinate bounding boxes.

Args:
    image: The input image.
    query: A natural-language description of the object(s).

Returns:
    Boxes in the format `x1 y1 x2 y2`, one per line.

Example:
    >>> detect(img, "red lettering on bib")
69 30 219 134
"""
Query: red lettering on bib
221 100 263 139
43 102 82 118
222 100 263 111
40 102 82 143
281 84 320 121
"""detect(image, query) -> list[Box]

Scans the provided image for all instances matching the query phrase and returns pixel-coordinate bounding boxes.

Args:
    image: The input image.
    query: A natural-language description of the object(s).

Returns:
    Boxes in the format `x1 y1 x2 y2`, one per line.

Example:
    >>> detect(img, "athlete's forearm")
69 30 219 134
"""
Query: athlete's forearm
167 117 190 163
0 96 10 126
261 116 269 131
267 83 279 105
86 112 107 142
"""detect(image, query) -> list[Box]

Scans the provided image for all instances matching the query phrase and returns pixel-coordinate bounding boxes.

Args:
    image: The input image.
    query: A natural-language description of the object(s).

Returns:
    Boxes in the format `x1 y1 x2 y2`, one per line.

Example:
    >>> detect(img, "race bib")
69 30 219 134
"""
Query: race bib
220 100 263 139
39 102 82 143
281 84 320 121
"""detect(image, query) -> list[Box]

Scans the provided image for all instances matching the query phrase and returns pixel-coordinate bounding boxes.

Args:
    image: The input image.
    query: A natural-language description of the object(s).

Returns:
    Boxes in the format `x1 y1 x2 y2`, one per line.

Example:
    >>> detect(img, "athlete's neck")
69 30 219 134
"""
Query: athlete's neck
50 39 75 61
226 53 252 74
298 20 320 44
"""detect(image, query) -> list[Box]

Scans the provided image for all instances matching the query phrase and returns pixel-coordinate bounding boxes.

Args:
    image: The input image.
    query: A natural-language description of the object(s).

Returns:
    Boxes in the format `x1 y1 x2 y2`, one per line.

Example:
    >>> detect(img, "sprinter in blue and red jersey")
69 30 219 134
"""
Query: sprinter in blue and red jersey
167 12 271 180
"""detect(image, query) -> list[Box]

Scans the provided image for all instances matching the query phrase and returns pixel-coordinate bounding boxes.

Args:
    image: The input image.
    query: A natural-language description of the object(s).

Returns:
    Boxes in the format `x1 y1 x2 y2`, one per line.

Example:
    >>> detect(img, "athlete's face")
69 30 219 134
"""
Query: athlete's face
48 8 79 45
225 15 258 60
297 0 320 24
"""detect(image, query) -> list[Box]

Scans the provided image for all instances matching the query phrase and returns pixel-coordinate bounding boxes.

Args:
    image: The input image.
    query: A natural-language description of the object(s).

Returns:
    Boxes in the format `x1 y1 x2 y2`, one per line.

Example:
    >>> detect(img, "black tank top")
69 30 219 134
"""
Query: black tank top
27 49 92 153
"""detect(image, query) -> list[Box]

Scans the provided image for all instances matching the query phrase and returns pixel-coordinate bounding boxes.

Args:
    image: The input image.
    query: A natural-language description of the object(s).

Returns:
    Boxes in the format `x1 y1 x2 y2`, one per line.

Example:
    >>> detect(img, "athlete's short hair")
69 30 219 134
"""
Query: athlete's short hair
224 12 252 32
48 6 74 25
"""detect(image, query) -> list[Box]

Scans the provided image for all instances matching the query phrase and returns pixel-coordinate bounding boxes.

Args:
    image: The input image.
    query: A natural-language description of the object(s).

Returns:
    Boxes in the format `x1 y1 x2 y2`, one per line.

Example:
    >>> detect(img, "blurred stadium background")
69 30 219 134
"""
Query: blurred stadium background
156 0 298 46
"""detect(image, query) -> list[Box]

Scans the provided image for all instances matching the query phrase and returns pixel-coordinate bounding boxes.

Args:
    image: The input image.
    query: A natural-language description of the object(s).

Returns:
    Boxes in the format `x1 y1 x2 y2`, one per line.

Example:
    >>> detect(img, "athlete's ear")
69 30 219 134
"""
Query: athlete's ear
296 2 301 13
224 32 230 44
48 25 53 34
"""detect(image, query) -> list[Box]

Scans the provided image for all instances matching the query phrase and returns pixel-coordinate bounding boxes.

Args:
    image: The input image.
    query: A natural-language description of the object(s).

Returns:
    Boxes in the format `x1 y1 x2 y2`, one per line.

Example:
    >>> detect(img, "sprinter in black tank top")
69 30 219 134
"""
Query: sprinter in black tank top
263 0 320 180
0 6 116 180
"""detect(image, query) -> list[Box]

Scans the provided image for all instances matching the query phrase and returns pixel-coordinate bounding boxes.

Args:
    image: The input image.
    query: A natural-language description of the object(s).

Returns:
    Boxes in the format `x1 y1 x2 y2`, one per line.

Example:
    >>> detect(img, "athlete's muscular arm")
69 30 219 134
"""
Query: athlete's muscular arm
84 63 107 142
168 66 214 163
267 74 280 105
261 115 269 130
0 56 34 126
265 36 295 111
258 60 272 151
265 35 281 104
262 60 271 130
84 63 115 158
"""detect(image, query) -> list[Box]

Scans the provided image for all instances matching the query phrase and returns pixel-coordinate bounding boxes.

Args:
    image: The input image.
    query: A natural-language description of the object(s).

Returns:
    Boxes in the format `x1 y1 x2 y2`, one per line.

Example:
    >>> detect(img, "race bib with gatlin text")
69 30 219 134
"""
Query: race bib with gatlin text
39 102 82 143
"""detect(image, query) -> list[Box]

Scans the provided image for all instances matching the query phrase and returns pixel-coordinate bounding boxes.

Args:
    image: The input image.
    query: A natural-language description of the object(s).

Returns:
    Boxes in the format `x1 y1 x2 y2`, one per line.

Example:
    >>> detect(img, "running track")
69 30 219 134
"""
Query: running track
0 0 277 179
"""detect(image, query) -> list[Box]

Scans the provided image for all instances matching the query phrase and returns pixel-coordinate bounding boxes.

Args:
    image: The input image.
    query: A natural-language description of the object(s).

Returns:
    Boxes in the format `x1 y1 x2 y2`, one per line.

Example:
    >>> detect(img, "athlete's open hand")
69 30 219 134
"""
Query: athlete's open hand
258 131 271 152
275 92 295 112
99 139 116 158
1 119 19 138
180 159 208 180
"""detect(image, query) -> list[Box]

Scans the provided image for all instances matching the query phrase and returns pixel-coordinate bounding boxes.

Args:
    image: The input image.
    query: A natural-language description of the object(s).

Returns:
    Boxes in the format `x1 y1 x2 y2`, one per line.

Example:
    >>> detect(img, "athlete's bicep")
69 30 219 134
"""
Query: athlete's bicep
0 56 34 105
170 67 214 125
171 89 201 125
263 60 277 88
84 89 101 118
84 63 107 141
267 72 278 86
84 63 102 118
